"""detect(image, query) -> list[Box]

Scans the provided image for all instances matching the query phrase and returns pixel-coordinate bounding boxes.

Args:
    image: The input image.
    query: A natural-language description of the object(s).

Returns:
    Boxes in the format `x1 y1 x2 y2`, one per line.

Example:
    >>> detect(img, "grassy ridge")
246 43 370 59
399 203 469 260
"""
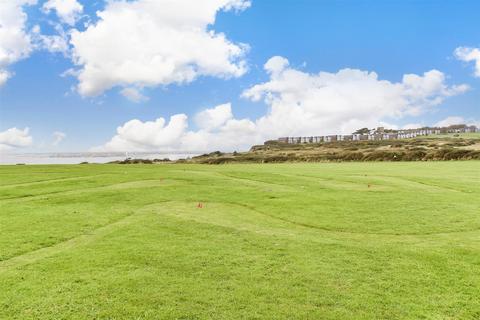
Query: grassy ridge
1 162 480 319
189 133 480 164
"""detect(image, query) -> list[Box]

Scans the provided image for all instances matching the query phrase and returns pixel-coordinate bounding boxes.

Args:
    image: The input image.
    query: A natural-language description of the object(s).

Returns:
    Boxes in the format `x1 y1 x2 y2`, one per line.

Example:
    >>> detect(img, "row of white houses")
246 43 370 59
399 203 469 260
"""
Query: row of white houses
278 125 478 144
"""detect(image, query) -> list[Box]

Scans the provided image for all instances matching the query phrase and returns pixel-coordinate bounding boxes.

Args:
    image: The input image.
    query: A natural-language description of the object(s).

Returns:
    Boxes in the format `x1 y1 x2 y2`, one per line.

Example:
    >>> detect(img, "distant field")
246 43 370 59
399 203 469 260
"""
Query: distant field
1 162 480 319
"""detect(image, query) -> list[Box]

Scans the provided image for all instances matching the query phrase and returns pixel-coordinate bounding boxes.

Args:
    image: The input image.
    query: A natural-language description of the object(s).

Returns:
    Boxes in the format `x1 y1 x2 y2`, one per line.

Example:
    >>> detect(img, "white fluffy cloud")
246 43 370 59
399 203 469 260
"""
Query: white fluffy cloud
52 131 66 146
69 0 250 98
454 47 480 77
0 0 37 86
0 127 33 151
263 56 289 75
43 0 83 26
242 56 468 137
194 103 233 129
93 57 469 153
183 103 258 151
95 114 189 152
92 103 259 152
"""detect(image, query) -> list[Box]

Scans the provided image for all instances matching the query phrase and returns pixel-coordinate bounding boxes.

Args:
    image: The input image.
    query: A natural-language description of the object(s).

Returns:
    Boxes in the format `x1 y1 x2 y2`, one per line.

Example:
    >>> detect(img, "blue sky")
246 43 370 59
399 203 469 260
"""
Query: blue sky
0 0 479 153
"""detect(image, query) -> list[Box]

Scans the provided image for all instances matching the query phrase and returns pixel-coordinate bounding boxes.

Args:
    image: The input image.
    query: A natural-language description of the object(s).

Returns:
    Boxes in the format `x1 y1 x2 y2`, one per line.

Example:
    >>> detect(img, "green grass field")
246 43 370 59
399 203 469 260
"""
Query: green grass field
1 162 479 319
423 132 480 139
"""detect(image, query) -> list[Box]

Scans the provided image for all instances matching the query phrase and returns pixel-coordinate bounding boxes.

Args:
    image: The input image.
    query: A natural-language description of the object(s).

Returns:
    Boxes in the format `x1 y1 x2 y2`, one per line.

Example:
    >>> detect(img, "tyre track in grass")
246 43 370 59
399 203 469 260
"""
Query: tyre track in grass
280 172 469 193
171 171 480 236
0 201 169 274
0 179 173 202
0 173 113 188
141 200 480 262
2 198 478 274
217 172 297 190
386 176 472 194
276 172 390 191
173 169 297 192
347 174 471 194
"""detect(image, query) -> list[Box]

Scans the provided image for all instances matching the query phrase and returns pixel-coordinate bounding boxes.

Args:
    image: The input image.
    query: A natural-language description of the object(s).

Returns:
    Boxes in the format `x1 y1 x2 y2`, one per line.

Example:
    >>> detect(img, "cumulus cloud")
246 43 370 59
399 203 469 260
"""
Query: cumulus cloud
0 0 37 86
184 103 258 151
92 103 259 152
454 47 480 77
120 87 149 103
43 0 83 26
194 103 233 130
94 114 189 152
52 131 66 146
0 127 33 151
69 0 250 98
264 56 289 75
93 57 469 153
242 56 468 137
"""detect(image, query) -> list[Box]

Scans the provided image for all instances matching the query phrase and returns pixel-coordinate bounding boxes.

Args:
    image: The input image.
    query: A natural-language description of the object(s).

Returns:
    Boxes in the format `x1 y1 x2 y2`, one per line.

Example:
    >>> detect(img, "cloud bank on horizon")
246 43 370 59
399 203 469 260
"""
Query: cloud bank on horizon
0 0 479 153
92 56 470 152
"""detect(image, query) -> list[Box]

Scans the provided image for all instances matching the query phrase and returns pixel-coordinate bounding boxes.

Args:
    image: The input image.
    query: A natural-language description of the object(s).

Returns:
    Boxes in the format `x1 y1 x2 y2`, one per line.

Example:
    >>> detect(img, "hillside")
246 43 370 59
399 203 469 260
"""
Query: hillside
187 133 480 164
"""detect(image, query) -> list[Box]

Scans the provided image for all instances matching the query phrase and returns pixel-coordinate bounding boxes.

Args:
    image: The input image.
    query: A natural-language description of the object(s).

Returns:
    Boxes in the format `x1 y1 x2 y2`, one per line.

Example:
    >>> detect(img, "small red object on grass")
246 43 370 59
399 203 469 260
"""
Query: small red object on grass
197 202 203 208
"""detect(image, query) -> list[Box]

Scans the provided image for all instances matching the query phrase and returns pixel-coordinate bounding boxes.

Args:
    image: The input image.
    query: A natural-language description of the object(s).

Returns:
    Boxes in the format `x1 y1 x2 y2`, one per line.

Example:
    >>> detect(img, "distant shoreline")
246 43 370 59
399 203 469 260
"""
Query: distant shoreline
0 152 201 165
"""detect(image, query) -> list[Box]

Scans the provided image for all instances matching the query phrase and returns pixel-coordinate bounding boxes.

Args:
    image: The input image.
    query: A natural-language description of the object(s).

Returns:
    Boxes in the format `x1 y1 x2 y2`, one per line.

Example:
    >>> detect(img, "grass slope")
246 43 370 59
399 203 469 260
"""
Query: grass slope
188 133 480 163
1 162 479 319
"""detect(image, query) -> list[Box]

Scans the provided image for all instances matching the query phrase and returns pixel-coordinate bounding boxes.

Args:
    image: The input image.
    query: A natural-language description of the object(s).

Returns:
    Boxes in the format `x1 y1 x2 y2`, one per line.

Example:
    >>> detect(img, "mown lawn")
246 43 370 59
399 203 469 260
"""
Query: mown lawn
0 162 479 319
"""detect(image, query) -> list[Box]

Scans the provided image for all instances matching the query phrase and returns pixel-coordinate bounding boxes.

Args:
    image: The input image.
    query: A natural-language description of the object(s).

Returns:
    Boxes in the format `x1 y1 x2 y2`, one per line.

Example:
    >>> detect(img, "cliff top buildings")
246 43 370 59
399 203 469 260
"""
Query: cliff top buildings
277 124 478 144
